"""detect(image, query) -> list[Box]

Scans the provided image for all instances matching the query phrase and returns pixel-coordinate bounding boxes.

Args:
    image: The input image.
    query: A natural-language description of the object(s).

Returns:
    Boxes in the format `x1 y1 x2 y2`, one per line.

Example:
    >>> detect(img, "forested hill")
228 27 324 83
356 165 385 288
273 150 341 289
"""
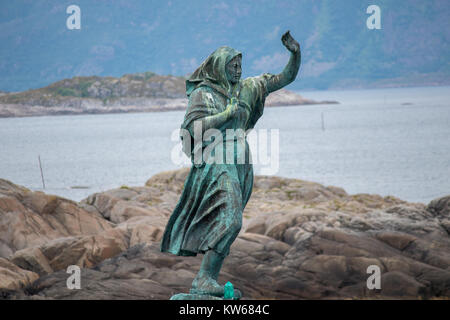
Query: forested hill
0 0 449 91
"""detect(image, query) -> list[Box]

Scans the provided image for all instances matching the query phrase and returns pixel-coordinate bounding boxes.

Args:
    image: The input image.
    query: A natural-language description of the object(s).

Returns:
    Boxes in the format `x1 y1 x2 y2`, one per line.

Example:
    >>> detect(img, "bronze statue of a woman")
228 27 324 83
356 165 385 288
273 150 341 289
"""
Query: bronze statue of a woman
161 31 301 299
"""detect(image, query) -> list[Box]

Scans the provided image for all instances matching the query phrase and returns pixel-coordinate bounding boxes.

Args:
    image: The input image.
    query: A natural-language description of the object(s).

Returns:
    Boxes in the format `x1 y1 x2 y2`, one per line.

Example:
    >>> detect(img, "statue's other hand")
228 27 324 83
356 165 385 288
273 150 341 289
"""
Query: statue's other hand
281 30 300 53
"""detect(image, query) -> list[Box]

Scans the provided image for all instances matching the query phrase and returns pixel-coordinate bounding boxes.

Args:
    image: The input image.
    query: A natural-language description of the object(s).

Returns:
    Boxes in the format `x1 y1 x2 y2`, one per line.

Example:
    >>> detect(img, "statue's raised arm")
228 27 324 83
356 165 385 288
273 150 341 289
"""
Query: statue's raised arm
266 30 301 93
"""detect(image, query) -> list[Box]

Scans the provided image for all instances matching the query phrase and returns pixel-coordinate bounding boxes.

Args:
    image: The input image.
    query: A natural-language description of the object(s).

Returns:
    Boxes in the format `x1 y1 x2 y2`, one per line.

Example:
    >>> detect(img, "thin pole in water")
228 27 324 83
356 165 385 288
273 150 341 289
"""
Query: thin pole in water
321 112 325 131
38 155 46 189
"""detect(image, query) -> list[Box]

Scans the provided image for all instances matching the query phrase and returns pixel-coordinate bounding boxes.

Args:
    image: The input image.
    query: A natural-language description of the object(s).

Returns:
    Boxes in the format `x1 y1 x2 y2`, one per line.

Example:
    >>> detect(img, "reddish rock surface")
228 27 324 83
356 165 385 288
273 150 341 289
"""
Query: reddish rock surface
1 168 449 299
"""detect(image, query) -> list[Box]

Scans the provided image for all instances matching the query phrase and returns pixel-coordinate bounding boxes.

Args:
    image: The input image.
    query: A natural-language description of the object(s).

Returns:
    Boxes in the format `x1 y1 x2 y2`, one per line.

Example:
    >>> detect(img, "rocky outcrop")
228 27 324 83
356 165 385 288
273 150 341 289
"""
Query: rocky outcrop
0 71 337 118
0 179 112 250
1 169 449 299
0 179 154 280
0 99 189 118
265 89 338 107
0 258 38 291
427 195 450 235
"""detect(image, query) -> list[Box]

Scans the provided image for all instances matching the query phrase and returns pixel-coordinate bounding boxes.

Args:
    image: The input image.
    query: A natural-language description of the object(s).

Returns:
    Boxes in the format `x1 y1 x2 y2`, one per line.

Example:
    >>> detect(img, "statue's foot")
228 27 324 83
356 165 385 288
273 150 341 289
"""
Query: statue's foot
191 276 224 297
191 277 242 299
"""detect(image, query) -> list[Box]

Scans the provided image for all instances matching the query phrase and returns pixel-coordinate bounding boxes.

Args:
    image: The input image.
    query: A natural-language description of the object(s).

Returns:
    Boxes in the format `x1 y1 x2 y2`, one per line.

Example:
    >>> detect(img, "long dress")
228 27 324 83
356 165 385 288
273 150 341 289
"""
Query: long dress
161 46 274 257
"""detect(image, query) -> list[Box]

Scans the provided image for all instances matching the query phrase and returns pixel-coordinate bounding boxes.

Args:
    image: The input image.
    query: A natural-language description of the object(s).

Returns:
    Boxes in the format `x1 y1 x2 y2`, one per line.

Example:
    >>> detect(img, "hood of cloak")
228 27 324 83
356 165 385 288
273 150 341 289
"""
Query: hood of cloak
186 46 242 99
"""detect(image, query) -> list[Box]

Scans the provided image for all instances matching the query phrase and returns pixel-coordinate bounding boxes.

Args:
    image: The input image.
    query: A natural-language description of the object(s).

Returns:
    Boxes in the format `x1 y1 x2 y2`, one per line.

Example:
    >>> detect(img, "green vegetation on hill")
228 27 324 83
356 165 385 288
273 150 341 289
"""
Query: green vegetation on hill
0 72 186 106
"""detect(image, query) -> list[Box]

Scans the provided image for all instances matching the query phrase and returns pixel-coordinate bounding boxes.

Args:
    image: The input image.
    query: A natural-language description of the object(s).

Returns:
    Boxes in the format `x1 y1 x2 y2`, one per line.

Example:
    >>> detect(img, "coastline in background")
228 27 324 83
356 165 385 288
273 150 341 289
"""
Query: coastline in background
0 86 448 203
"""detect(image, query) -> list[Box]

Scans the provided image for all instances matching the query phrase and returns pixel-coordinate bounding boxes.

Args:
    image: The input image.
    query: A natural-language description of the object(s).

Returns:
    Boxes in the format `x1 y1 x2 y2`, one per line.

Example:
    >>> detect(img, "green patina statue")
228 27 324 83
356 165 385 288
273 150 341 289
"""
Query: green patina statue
161 31 301 299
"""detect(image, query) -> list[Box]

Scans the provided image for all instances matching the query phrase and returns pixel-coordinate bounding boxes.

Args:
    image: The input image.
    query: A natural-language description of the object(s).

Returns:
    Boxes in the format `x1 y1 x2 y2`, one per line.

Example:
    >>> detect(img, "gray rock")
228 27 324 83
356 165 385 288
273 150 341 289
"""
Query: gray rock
0 169 449 300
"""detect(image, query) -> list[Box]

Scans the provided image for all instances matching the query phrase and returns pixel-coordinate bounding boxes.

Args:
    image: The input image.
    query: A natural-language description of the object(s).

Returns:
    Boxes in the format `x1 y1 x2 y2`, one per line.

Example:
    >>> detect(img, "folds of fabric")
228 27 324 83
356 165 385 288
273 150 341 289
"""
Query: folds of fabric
161 46 274 257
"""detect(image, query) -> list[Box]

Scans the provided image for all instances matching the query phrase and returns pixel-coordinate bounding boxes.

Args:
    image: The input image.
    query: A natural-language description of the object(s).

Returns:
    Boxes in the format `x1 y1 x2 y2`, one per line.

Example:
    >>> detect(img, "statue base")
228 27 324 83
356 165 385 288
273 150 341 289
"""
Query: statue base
170 289 242 300
170 293 224 300
170 281 242 300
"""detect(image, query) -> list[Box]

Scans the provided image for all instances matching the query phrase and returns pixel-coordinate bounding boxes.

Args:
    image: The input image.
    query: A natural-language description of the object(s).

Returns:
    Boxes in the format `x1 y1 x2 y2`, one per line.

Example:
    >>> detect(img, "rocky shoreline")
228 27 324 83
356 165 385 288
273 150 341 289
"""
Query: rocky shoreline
0 71 337 118
0 89 337 118
1 168 449 299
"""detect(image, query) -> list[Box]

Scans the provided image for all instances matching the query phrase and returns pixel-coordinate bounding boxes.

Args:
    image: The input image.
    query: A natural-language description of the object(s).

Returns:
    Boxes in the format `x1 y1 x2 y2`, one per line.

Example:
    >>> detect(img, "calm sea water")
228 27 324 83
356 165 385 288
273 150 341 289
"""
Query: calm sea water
0 86 449 203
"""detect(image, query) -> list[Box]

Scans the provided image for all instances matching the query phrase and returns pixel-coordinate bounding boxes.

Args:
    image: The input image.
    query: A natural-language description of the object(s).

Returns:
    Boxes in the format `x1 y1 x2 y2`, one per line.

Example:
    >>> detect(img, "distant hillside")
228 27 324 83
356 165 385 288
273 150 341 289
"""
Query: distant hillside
0 0 449 92
0 71 336 118
0 72 186 107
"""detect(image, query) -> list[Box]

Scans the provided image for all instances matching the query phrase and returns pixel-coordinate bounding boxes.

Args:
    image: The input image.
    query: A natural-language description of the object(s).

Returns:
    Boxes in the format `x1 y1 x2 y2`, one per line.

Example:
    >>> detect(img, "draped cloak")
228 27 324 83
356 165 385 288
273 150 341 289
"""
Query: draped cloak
160 46 275 256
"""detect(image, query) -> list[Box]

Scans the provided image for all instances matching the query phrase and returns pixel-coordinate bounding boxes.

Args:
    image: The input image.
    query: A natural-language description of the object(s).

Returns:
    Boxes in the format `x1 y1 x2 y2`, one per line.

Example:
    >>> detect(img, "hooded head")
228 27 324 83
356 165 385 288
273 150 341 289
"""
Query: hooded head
186 46 242 98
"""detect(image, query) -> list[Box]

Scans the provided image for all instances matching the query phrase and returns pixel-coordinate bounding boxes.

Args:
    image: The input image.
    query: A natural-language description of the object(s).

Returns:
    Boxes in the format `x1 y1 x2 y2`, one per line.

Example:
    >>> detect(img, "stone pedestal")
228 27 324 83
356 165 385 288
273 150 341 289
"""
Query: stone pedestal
170 293 224 300
170 286 242 300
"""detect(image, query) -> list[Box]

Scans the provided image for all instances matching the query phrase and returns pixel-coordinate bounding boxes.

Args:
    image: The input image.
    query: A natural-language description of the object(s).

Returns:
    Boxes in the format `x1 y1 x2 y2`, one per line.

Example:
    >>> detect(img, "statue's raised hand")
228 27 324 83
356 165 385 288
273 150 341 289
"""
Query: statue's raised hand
281 30 300 53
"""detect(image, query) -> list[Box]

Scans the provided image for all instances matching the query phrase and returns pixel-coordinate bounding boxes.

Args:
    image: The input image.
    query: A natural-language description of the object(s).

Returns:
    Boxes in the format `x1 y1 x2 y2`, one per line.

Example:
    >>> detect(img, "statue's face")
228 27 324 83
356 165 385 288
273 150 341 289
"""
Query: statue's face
225 55 242 85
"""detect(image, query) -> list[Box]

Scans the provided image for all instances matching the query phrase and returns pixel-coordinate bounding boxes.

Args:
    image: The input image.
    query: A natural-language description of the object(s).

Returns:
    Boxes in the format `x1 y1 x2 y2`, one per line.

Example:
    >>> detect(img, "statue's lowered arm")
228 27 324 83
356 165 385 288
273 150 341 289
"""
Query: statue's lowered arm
186 99 239 135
